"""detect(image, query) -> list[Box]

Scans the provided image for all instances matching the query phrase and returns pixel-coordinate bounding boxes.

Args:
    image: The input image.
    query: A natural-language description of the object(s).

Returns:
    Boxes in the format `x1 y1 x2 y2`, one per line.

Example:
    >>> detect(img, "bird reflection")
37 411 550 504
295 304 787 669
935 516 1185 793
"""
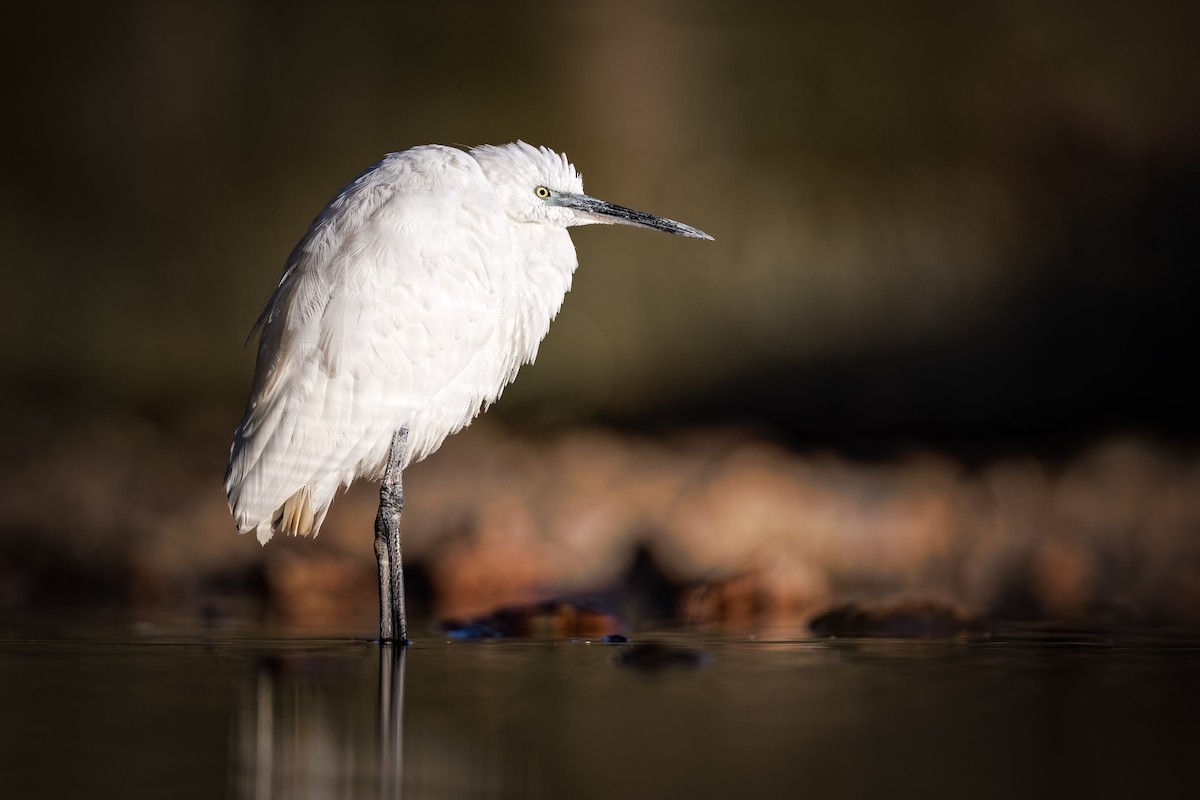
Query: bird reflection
229 645 408 799
230 639 548 797
378 644 406 797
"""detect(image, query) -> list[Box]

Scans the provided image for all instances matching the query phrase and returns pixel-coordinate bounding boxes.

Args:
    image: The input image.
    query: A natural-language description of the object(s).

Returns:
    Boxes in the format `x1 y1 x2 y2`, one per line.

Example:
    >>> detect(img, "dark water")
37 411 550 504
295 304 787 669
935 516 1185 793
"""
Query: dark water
1 619 1197 799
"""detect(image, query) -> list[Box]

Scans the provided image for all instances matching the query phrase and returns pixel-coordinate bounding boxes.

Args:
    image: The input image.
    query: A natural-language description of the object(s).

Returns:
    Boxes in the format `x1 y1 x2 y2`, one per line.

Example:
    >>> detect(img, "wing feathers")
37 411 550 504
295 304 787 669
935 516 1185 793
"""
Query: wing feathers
226 146 517 540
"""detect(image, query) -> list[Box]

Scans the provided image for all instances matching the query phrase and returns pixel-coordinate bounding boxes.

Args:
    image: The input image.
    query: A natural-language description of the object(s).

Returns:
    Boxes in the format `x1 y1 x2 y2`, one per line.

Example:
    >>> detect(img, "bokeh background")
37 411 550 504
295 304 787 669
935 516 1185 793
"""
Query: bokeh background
3 0 1198 632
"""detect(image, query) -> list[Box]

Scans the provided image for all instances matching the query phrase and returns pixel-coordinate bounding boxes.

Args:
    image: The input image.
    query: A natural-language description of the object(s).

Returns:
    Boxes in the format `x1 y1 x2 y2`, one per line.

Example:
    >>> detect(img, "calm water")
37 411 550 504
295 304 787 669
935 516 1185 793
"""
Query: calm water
1 618 1196 799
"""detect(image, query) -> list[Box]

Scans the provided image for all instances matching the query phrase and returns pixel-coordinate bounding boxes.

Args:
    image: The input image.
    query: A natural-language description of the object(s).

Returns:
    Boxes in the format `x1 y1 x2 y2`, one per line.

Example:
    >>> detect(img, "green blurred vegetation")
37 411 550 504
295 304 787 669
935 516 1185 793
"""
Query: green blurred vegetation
2 2 1200 628
3 0 1197 446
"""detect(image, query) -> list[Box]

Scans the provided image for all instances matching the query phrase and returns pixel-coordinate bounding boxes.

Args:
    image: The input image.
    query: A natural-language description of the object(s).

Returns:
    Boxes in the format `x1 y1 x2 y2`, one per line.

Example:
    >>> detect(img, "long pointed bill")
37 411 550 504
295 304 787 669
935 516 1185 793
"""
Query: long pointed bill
552 192 713 240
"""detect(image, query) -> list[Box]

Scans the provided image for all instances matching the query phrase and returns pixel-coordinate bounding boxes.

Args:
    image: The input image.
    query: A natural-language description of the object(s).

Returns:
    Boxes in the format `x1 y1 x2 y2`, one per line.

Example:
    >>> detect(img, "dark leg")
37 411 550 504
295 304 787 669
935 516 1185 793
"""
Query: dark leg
374 427 409 643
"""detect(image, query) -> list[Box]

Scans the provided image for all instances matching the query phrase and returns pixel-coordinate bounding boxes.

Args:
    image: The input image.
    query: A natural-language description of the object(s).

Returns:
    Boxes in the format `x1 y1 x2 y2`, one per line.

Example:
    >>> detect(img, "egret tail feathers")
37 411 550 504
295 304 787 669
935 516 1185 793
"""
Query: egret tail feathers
276 485 316 538
246 484 336 545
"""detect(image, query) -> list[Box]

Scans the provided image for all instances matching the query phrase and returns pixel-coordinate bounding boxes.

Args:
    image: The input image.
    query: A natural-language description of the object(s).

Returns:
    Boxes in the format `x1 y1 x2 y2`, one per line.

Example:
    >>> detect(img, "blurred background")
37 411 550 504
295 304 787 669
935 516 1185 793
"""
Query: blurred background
2 0 1198 632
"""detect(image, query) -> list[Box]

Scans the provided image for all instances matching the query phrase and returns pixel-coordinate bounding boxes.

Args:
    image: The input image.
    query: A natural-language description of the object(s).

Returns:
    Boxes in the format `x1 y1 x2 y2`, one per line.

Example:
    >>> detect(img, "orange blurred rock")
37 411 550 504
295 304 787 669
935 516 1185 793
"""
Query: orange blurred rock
426 496 547 620
1032 537 1095 619
807 596 990 637
682 559 832 630
4 409 1200 632
264 549 376 628
440 600 621 640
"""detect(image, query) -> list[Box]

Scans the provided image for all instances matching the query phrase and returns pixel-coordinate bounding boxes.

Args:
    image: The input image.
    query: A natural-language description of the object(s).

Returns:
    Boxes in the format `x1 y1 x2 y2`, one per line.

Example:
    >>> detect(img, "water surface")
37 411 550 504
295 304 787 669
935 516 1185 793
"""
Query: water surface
1 619 1196 799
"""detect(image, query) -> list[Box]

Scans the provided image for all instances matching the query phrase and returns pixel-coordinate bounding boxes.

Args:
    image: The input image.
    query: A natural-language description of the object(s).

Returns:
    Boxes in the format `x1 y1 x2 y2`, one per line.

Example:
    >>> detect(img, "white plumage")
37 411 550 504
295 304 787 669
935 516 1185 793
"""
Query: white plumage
225 141 711 554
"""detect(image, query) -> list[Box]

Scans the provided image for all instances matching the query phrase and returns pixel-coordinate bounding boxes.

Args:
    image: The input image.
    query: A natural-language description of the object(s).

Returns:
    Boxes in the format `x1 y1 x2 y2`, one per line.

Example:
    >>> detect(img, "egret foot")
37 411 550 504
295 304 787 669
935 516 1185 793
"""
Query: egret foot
375 427 409 644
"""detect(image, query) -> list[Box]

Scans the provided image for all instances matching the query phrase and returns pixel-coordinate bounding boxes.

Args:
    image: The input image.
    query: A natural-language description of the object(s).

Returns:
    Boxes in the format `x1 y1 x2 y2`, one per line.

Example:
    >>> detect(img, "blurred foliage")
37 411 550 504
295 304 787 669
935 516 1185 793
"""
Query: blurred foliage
3 0 1198 447
2 2 1200 627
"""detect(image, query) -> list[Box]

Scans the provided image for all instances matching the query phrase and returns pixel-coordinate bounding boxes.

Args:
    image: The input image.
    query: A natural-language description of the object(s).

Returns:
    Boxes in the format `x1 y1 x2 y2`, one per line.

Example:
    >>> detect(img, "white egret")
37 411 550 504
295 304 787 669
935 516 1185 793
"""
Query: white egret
224 141 712 642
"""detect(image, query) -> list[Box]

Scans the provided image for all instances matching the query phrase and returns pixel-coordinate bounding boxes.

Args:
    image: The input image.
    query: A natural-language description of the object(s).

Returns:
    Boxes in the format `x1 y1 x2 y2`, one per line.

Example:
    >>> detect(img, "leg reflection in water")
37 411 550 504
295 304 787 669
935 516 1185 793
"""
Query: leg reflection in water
230 640 543 797
378 643 407 797
230 644 408 799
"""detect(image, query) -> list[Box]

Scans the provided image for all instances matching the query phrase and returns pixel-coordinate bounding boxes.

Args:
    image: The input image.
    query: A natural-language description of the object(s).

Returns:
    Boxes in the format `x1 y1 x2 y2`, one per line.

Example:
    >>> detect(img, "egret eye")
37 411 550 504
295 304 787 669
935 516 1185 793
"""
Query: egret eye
534 186 551 199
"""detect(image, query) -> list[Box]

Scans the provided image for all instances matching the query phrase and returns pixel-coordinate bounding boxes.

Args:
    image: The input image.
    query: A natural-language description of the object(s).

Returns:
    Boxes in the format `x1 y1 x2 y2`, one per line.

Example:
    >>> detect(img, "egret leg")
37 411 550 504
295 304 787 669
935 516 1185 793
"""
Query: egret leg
374 427 409 643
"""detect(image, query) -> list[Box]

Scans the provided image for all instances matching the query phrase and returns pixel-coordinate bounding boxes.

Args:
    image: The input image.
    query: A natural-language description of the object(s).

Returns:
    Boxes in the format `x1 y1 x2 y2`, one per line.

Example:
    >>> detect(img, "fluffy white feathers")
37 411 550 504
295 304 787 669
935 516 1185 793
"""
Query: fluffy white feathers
225 142 583 544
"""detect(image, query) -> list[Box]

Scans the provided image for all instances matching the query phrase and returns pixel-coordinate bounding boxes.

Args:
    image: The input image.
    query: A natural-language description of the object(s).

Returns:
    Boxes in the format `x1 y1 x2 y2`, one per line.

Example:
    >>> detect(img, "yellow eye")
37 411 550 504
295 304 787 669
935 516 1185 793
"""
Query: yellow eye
534 186 551 199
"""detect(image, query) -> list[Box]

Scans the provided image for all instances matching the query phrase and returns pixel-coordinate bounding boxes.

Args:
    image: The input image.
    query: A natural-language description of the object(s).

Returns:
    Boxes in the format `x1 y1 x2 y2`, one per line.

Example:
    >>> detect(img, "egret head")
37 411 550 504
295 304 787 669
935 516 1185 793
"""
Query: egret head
469 141 713 240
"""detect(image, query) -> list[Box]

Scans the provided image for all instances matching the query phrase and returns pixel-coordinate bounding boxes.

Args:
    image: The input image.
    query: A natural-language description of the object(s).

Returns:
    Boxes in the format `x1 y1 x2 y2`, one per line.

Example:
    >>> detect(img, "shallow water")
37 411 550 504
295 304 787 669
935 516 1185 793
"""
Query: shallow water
1 618 1197 799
